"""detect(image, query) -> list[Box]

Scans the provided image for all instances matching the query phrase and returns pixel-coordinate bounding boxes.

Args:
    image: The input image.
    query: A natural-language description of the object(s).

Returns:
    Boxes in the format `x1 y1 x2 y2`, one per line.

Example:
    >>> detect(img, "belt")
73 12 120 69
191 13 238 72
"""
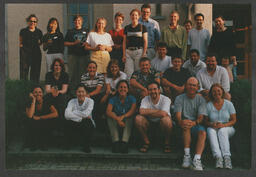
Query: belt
127 47 142 50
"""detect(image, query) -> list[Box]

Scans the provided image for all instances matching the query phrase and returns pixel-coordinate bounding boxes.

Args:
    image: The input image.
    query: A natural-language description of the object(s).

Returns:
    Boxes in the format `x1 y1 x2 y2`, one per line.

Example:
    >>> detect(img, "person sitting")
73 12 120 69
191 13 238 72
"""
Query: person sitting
162 55 191 102
151 42 173 75
182 49 206 77
135 81 172 153
45 58 69 119
64 84 95 153
205 83 236 169
130 57 161 100
221 56 237 83
25 85 58 151
106 80 136 153
196 53 231 101
101 59 127 103
174 77 207 171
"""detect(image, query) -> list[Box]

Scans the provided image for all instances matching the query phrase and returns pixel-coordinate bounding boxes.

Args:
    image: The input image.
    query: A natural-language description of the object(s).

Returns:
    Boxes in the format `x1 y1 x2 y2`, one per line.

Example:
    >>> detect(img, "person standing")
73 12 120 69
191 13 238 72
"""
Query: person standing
19 14 43 83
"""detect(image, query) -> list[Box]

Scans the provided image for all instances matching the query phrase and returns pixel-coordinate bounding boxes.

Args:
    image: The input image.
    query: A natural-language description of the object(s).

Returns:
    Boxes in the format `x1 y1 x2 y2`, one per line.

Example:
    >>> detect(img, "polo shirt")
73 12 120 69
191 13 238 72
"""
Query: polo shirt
109 95 136 116
182 59 206 76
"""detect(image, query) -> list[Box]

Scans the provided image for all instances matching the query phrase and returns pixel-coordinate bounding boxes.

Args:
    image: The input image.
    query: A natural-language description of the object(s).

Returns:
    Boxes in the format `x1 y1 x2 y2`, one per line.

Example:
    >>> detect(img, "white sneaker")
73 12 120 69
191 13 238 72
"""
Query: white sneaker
182 155 192 168
224 156 232 169
191 159 203 171
215 157 224 168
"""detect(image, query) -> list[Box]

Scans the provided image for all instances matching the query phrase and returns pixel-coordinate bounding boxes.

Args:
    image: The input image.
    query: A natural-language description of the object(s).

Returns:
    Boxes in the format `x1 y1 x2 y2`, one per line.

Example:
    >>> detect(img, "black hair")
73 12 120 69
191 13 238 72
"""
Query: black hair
139 57 150 64
189 49 200 56
141 4 151 11
147 81 160 89
194 13 204 20
184 19 192 26
116 79 130 91
75 83 87 92
47 17 60 33
26 14 38 22
157 42 168 49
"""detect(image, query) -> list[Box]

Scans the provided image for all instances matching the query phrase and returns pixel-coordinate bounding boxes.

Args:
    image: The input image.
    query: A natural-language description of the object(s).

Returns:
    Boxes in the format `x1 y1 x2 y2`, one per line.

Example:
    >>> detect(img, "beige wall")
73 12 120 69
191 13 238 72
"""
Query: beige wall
93 4 114 32
6 4 64 80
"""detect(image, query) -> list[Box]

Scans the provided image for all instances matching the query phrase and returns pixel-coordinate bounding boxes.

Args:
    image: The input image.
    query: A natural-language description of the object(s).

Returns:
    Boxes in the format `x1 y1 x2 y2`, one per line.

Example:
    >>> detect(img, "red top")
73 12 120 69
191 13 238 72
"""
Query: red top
109 28 124 47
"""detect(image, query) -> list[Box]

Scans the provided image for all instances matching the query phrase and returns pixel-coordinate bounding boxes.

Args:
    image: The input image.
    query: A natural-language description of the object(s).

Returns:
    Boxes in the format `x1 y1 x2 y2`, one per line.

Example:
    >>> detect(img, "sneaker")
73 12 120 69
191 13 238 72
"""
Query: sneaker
182 155 192 168
224 156 232 169
191 159 203 171
215 157 224 169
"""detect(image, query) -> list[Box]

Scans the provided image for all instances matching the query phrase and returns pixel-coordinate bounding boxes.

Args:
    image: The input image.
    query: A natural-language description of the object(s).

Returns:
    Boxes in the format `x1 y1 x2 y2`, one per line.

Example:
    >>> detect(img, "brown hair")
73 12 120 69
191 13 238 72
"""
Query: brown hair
209 83 225 101
106 59 120 78
130 9 141 16
93 17 107 32
50 58 65 72
114 12 124 21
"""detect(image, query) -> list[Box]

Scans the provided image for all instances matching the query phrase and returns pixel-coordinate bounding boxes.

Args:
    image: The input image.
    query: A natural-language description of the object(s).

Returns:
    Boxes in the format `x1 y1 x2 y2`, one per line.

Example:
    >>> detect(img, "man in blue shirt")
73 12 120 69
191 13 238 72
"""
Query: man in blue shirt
139 4 161 60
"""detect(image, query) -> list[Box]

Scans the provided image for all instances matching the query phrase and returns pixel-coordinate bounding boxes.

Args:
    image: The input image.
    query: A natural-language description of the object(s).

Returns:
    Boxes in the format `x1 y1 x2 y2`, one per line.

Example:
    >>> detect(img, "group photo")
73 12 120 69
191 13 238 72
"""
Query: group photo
5 3 252 170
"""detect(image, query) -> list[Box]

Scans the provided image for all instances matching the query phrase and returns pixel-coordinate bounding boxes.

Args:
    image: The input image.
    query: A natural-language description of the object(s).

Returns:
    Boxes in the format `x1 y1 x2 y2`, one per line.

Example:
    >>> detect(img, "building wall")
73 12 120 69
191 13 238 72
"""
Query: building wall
93 4 114 32
6 4 64 80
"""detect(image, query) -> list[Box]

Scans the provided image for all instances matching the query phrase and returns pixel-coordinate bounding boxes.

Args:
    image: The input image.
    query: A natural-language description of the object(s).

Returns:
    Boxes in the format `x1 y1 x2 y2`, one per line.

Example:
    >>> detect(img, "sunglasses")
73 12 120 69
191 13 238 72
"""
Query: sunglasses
29 20 37 23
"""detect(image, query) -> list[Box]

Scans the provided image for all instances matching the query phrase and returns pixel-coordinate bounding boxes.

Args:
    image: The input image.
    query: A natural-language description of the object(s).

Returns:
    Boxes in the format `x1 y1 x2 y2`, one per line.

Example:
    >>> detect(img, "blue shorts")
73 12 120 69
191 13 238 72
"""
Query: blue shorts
191 125 206 137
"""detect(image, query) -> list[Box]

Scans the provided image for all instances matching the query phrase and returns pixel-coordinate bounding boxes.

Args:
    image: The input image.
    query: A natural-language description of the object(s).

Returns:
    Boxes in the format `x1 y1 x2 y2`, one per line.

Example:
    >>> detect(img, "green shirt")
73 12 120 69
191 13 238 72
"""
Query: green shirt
160 25 187 60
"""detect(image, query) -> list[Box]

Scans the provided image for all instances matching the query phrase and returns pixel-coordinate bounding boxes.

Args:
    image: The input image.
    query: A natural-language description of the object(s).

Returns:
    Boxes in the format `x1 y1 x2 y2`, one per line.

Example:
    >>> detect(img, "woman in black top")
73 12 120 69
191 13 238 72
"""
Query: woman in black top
19 14 43 83
25 85 58 150
42 18 64 72
45 58 69 119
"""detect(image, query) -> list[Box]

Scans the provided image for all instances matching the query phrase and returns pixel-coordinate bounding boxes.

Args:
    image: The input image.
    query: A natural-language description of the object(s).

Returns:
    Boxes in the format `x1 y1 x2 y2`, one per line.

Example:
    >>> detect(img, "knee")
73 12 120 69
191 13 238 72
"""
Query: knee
160 116 172 129
135 115 146 127
198 130 207 140
217 128 228 136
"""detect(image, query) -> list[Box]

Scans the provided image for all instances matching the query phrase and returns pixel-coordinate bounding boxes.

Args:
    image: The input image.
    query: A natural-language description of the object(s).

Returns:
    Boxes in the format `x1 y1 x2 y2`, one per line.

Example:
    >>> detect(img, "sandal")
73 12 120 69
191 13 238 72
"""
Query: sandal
139 144 150 153
164 144 171 153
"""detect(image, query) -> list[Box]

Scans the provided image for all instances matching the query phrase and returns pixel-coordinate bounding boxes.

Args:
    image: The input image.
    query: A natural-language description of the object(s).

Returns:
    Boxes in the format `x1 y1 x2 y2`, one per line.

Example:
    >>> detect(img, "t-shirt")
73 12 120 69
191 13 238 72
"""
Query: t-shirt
109 95 136 116
182 59 206 76
105 71 127 91
42 32 64 54
64 28 89 56
124 24 147 48
174 94 207 121
45 71 69 90
131 68 161 88
206 99 236 123
109 28 124 47
151 55 173 73
140 94 171 122
26 97 52 116
80 72 105 93
86 32 114 48
163 67 191 86
19 27 43 52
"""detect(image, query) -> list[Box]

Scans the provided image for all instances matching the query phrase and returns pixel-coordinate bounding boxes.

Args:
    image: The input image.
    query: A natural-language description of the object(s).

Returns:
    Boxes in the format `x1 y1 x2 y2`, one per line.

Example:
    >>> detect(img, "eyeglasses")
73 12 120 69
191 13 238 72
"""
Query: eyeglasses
29 20 37 23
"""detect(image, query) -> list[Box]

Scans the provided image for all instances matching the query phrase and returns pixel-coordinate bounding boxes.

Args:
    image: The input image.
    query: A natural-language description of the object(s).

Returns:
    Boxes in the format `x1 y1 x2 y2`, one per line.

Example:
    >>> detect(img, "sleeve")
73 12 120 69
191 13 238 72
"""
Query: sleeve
153 69 161 79
196 71 203 91
154 22 161 41
142 25 147 33
64 30 73 42
228 101 236 115
130 95 136 104
62 72 69 84
174 95 183 113
38 29 43 42
42 33 48 43
198 96 207 116
182 61 188 68
206 30 211 46
161 96 171 115
97 74 105 86
86 32 92 45
124 26 128 35
45 72 52 85
140 97 149 109
107 33 114 46
59 32 64 53
187 30 191 45
73 99 94 118
130 71 138 80
120 72 127 80
105 77 111 84
221 67 230 92
64 100 82 121
108 97 115 105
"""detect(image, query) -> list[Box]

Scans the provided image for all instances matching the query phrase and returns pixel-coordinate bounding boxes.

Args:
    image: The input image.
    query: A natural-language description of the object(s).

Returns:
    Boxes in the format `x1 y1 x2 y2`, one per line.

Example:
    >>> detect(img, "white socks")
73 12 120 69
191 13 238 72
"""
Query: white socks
184 148 190 156
194 154 201 160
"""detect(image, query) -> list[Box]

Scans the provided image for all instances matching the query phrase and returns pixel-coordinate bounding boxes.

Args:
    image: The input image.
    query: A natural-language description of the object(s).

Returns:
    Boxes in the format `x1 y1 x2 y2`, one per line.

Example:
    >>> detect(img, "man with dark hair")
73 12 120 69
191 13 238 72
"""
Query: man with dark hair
135 81 172 153
187 13 210 61
151 42 173 74
183 49 206 76
162 55 191 102
139 4 161 60
161 11 187 60
130 57 161 99
184 19 192 33
174 77 207 170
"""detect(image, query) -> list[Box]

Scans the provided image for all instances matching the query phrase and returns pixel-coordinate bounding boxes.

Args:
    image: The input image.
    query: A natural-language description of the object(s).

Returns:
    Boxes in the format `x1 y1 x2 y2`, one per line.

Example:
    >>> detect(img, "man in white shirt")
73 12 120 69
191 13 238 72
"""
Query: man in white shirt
187 13 210 61
183 49 206 76
151 42 172 75
135 81 172 153
196 53 230 100
65 84 95 153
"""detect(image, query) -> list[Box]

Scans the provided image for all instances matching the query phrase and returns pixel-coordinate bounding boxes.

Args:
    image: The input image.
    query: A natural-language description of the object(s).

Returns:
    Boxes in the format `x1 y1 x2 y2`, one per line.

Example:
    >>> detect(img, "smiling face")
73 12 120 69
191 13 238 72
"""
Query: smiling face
211 85 224 100
87 63 97 77
148 83 160 100
139 60 151 74
96 19 106 32
74 17 83 29
110 63 120 76
141 7 151 21
115 16 124 27
184 22 192 32
185 77 199 96
170 12 179 26
172 57 182 71
33 87 43 102
53 61 62 73
195 15 204 29
76 86 87 103
28 17 37 29
190 52 200 66
215 17 225 30
130 11 140 23
49 20 58 32
206 56 217 71
157 47 167 59
117 82 129 97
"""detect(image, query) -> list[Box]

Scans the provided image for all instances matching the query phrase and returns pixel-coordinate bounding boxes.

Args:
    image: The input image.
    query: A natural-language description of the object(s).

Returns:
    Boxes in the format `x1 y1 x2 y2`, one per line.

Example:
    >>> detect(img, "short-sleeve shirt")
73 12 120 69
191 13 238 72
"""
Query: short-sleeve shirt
64 28 89 56
140 94 171 122
151 55 173 73
109 95 136 116
182 59 206 76
124 24 147 48
45 71 69 90
80 72 105 93
105 71 127 91
86 32 114 48
19 27 43 52
187 28 210 61
131 68 161 88
26 97 53 117
174 94 207 121
206 99 236 123
109 28 124 47
42 32 64 54
163 67 191 86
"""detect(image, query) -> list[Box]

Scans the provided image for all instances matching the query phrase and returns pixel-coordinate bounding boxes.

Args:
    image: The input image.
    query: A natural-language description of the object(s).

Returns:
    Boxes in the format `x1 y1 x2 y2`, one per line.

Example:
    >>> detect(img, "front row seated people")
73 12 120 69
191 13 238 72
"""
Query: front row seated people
205 83 236 169
135 81 172 153
174 77 207 170
64 84 95 153
106 80 136 153
25 85 58 151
